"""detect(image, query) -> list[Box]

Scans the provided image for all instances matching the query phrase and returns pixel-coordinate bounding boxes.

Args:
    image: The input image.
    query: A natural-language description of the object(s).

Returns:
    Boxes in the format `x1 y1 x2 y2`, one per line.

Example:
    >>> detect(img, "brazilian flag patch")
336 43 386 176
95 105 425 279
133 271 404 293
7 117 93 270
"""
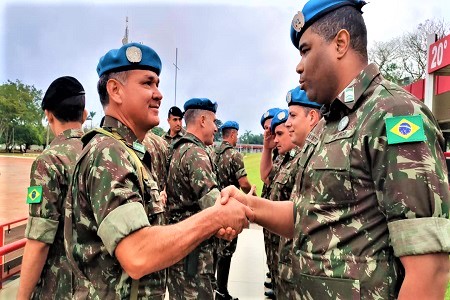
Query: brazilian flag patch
385 115 426 145
26 186 42 204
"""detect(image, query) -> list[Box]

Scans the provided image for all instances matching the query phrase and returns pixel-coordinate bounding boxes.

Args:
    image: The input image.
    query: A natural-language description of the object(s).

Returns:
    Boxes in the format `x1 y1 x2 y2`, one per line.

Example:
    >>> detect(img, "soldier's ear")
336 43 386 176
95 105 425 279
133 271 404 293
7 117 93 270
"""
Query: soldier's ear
45 110 54 124
106 78 123 105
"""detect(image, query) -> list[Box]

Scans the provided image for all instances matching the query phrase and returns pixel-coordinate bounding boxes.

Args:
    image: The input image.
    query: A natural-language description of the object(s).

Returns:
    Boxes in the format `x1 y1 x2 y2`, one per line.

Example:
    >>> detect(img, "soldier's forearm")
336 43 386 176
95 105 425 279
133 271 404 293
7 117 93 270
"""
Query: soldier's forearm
17 239 49 300
115 207 225 279
247 195 294 238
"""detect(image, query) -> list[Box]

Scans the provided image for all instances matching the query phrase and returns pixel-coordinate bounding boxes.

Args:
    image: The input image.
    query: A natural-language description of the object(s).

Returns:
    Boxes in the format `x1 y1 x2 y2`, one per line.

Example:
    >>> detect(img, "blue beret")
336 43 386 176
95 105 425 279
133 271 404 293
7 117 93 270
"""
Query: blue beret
42 76 85 110
97 42 162 77
260 108 282 129
221 121 239 131
270 109 289 133
286 86 322 109
290 0 366 49
184 98 218 113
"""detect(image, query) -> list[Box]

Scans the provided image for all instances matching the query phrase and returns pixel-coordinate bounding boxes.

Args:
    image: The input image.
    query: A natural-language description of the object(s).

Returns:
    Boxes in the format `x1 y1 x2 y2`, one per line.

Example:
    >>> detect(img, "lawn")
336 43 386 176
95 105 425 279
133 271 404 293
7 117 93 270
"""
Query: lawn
243 152 450 297
243 152 263 196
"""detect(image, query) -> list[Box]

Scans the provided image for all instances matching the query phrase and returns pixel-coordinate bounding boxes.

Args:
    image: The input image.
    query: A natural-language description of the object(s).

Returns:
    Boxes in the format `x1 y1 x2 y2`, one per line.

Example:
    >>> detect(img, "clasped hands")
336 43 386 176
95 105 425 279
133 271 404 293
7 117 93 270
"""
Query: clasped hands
214 185 255 241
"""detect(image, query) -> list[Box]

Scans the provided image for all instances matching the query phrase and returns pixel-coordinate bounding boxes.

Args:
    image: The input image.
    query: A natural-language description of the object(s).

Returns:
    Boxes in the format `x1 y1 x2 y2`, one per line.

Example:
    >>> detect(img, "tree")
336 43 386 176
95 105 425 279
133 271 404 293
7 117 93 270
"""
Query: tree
214 119 223 142
369 19 450 83
0 80 44 152
86 111 96 129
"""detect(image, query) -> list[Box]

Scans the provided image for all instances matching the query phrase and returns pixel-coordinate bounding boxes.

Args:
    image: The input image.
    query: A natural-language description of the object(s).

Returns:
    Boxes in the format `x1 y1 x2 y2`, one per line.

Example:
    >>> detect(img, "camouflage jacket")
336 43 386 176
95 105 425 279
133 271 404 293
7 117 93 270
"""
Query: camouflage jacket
25 128 83 299
64 116 166 299
166 133 220 276
213 141 247 190
143 132 169 191
261 150 284 199
268 147 301 272
163 127 186 146
292 64 450 299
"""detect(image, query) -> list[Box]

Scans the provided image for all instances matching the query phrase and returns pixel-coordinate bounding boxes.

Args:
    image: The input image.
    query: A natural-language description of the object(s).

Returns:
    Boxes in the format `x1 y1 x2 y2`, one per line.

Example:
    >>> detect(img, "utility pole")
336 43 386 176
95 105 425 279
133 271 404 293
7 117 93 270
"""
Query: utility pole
122 16 129 45
173 48 180 106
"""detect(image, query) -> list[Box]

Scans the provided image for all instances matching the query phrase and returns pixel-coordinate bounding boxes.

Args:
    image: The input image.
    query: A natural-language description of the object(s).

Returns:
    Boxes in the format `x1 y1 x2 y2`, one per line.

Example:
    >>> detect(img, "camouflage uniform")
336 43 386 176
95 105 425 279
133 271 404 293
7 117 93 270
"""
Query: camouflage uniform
143 131 169 191
268 147 302 300
262 152 285 284
291 64 450 299
163 127 186 145
166 132 220 299
213 141 247 257
25 128 83 299
64 116 166 299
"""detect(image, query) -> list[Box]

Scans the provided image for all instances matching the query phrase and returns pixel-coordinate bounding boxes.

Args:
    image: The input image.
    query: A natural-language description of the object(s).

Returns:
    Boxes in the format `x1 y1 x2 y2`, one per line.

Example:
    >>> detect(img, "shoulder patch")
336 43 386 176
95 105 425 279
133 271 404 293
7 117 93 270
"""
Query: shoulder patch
27 186 42 204
385 115 426 145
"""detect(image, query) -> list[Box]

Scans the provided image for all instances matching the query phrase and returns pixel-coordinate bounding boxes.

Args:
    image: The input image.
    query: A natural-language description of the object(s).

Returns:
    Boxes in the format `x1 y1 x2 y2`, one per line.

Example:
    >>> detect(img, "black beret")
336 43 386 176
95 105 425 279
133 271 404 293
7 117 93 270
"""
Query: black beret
168 106 184 118
42 76 85 110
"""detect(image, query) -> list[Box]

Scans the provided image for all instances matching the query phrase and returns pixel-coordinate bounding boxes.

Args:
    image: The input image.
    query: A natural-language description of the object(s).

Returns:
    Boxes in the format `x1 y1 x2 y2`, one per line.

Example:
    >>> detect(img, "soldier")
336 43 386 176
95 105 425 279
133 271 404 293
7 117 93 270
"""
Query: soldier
222 0 450 299
259 107 283 299
166 98 222 299
143 131 169 203
214 121 253 300
276 87 321 299
264 109 299 299
17 76 87 300
64 43 252 299
163 106 186 145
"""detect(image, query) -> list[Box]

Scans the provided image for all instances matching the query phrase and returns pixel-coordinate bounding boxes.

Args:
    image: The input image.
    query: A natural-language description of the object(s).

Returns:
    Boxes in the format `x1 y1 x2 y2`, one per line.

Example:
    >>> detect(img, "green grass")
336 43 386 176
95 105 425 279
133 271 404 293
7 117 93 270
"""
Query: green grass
243 152 263 196
243 152 450 296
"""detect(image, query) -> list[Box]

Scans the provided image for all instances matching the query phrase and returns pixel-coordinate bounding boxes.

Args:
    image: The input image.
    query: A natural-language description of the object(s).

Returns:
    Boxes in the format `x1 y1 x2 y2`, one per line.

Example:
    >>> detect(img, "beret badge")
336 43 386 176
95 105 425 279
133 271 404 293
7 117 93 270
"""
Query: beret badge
292 11 305 32
286 91 292 104
277 111 286 120
126 46 142 63
264 111 270 118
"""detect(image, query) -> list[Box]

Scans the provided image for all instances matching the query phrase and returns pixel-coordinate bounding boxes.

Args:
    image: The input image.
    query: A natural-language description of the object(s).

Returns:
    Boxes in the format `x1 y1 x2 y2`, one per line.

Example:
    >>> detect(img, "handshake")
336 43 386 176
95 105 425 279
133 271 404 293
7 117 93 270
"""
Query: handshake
213 185 256 241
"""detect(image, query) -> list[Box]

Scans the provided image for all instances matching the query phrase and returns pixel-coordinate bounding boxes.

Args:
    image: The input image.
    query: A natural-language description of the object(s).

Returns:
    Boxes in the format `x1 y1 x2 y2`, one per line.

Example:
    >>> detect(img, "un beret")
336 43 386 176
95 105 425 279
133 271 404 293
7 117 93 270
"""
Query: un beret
290 0 366 49
168 106 184 118
97 42 162 77
270 109 289 133
184 98 218 113
221 121 239 131
286 86 322 109
260 108 282 129
41 76 85 110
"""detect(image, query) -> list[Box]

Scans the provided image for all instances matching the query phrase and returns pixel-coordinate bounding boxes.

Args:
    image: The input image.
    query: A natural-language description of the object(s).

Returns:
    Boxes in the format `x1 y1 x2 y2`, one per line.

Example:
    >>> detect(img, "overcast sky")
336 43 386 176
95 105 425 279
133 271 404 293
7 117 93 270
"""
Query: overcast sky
1 0 449 134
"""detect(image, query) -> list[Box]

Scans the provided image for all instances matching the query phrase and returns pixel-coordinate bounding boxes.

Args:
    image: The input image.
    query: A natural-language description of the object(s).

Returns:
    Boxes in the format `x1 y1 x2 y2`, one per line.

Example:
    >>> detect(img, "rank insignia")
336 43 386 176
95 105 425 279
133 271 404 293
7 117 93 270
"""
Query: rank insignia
27 186 42 204
385 115 426 144
126 46 142 63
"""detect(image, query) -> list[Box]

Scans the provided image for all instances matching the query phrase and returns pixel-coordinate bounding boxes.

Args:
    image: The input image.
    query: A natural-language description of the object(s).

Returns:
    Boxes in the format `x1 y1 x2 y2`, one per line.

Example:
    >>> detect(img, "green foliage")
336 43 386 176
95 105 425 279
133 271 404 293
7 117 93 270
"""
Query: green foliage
240 130 263 145
0 80 44 151
86 111 97 129
151 126 165 137
214 119 223 142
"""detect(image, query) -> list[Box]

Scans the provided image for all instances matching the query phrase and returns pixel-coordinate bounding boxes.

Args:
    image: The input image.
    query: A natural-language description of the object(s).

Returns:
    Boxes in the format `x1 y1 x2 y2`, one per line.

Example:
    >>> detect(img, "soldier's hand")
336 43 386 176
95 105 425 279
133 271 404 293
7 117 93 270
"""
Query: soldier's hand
214 194 254 237
263 129 276 150
221 185 247 206
215 227 237 241
248 185 257 196
159 190 167 205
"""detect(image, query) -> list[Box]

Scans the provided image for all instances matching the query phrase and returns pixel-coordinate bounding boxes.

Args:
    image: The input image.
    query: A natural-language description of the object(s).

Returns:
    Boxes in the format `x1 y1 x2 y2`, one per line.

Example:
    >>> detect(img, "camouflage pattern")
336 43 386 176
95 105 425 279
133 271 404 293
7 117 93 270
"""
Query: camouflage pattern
291 64 450 299
143 131 169 191
166 132 220 299
268 147 302 300
262 152 284 285
213 141 248 257
64 116 166 299
25 128 83 299
163 127 186 145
